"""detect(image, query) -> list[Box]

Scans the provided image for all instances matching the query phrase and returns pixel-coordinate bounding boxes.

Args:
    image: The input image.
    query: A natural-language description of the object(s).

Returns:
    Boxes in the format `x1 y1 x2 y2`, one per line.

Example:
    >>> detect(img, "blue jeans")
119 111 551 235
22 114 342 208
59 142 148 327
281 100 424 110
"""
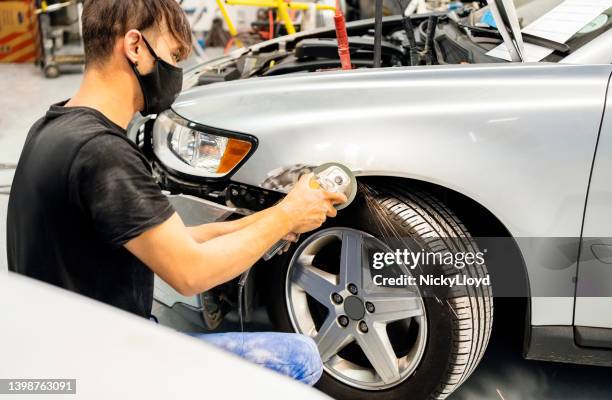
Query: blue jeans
186 332 323 386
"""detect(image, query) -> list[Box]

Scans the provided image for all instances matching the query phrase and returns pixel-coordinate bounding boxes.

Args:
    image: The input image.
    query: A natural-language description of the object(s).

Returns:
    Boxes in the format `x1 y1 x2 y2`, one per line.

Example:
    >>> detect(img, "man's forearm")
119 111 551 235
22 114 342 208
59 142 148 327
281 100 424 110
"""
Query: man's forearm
181 205 292 294
186 208 273 243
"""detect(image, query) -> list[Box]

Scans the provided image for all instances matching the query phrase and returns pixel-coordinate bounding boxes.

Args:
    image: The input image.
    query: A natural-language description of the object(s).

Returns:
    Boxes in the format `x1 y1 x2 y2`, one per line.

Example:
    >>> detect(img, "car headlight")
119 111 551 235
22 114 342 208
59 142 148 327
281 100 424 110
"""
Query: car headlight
153 110 255 179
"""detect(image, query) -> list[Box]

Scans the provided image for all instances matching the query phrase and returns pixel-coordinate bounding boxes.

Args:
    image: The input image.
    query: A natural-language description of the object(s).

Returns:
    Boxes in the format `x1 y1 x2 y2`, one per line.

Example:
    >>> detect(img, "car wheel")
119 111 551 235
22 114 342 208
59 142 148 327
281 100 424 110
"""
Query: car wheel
44 63 60 79
266 183 493 399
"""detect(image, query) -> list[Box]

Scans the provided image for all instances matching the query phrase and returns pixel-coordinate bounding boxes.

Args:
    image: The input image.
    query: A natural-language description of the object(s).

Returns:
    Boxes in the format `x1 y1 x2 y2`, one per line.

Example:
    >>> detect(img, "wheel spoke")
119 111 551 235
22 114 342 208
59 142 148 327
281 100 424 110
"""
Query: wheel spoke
339 231 364 287
314 315 354 362
356 323 400 384
369 291 423 323
290 258 336 306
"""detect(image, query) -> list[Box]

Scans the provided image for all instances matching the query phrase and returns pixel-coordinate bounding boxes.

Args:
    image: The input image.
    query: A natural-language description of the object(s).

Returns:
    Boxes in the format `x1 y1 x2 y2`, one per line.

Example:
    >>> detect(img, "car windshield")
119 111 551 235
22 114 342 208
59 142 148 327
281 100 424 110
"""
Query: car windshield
514 0 611 57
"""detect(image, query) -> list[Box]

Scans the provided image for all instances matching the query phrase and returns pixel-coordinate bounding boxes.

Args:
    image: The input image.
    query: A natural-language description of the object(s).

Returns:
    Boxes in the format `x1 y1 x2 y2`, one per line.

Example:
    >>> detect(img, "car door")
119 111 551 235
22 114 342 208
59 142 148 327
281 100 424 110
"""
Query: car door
574 74 612 348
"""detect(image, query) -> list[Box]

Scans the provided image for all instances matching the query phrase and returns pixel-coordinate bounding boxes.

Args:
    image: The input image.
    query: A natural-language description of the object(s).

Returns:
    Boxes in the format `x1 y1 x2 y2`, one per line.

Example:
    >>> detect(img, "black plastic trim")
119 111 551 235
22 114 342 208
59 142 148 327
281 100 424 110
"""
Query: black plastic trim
524 325 612 366
575 326 612 349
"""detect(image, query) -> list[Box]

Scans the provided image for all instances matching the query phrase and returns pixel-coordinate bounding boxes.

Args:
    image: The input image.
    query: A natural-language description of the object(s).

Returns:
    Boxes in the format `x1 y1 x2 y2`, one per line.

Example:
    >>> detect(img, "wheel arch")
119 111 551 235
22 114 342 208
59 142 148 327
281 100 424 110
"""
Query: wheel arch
252 173 531 345
357 174 531 299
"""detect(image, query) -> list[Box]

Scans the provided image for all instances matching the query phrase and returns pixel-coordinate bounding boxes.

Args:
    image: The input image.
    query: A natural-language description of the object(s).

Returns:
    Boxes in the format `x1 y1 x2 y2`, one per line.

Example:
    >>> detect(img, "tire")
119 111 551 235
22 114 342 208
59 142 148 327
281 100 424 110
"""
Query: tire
265 182 493 400
44 64 60 79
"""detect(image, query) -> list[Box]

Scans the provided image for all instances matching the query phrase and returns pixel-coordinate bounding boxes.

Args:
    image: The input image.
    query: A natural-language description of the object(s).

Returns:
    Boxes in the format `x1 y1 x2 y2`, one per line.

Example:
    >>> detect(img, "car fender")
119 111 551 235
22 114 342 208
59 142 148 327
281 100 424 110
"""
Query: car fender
172 63 612 325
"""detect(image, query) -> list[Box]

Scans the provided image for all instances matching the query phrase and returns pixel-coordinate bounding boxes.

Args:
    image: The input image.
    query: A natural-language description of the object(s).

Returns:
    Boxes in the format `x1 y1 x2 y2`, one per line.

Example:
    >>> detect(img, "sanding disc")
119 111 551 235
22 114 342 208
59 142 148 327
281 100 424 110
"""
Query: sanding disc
313 163 357 211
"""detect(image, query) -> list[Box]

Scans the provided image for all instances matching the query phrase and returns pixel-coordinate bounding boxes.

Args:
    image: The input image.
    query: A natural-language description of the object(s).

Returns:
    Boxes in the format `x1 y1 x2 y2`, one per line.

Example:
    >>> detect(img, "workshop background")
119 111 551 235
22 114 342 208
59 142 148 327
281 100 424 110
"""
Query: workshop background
1 0 612 399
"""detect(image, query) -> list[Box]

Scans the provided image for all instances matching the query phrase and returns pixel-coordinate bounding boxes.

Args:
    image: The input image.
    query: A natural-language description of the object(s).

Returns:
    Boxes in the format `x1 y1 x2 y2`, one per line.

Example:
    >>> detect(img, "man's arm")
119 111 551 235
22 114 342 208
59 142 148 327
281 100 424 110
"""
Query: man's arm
125 174 346 296
186 208 273 243
125 207 291 296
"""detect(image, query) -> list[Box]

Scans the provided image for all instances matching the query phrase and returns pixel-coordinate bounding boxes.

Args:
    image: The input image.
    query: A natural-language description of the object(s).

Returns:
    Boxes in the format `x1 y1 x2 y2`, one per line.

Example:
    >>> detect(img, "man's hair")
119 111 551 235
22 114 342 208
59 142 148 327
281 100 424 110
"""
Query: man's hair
82 0 191 66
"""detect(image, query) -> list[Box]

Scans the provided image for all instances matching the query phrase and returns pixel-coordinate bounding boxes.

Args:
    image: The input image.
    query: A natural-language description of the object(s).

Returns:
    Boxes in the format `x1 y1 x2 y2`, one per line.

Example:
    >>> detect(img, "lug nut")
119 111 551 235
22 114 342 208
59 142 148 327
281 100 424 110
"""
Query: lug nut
332 293 343 304
338 315 349 327
347 283 358 295
365 302 375 313
359 321 368 333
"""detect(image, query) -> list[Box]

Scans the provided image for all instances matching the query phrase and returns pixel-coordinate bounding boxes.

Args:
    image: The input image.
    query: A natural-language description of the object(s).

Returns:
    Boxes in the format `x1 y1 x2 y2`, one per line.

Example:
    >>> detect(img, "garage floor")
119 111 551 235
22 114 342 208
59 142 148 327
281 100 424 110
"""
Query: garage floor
2 62 611 400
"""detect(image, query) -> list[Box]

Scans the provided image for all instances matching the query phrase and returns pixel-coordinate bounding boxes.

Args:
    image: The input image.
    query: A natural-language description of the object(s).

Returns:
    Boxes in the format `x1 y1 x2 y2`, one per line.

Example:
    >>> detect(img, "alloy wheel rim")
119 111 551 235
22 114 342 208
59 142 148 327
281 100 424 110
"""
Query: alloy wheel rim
285 227 428 390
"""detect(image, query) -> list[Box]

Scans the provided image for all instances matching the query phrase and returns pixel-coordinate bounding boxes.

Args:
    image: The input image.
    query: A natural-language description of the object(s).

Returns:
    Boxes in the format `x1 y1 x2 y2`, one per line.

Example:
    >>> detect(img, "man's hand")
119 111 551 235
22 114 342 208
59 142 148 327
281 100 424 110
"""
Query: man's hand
277 173 348 234
277 232 300 255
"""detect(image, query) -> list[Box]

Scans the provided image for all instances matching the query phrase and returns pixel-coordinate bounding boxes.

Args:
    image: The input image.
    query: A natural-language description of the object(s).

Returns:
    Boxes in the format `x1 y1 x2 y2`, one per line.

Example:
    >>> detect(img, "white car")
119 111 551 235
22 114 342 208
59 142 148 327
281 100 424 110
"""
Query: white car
0 272 326 399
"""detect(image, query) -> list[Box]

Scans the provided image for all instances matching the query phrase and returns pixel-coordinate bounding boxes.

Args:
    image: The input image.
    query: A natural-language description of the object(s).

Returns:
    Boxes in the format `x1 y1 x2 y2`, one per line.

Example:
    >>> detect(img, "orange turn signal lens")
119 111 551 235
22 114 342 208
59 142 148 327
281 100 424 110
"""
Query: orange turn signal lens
217 138 253 174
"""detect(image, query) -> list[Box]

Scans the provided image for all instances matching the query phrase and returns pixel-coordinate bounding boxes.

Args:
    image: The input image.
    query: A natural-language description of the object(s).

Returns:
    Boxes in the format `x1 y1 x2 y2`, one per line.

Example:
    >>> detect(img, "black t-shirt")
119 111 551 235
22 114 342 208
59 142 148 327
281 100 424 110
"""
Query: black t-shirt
7 102 175 318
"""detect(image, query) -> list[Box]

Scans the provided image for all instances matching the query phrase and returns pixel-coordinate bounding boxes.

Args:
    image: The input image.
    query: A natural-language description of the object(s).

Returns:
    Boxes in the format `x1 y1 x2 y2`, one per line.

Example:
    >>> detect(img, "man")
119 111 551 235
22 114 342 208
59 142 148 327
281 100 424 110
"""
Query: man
6 0 346 386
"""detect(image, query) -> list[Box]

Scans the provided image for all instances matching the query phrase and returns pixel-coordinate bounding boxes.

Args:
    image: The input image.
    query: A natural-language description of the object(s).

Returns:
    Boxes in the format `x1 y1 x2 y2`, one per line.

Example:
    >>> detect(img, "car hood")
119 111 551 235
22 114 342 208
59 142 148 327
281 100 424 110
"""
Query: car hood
171 62 611 136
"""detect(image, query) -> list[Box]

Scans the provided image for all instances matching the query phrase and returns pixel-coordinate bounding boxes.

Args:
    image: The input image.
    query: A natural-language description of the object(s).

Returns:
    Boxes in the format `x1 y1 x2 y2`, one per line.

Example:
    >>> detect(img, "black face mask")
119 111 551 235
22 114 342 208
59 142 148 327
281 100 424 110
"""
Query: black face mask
129 36 183 116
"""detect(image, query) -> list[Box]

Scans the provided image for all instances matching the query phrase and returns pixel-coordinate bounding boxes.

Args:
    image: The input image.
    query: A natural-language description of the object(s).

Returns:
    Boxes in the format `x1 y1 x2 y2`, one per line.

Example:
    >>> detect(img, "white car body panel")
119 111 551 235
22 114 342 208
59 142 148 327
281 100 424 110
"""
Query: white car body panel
575 77 612 328
0 272 326 400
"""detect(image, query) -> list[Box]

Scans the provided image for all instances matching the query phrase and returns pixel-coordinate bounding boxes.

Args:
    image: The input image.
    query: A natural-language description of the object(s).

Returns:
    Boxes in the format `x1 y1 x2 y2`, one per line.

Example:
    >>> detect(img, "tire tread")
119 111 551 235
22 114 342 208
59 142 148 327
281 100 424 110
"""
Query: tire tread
375 183 493 400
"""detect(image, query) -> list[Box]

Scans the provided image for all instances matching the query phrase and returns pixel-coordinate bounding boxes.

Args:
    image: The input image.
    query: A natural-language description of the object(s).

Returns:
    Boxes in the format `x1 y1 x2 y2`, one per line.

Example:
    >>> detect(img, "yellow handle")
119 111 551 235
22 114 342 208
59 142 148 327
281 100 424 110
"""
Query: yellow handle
309 179 321 190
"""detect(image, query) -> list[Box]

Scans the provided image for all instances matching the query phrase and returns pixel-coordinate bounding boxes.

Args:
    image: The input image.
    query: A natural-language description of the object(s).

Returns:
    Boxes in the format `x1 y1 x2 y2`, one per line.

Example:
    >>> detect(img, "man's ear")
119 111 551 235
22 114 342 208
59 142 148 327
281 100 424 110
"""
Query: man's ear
124 29 143 65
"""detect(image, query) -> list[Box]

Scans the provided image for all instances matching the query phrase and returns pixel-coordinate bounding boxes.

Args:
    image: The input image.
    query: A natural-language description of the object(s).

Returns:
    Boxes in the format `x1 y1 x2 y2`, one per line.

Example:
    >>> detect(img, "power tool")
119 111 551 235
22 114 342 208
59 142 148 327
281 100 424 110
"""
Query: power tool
263 162 357 260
